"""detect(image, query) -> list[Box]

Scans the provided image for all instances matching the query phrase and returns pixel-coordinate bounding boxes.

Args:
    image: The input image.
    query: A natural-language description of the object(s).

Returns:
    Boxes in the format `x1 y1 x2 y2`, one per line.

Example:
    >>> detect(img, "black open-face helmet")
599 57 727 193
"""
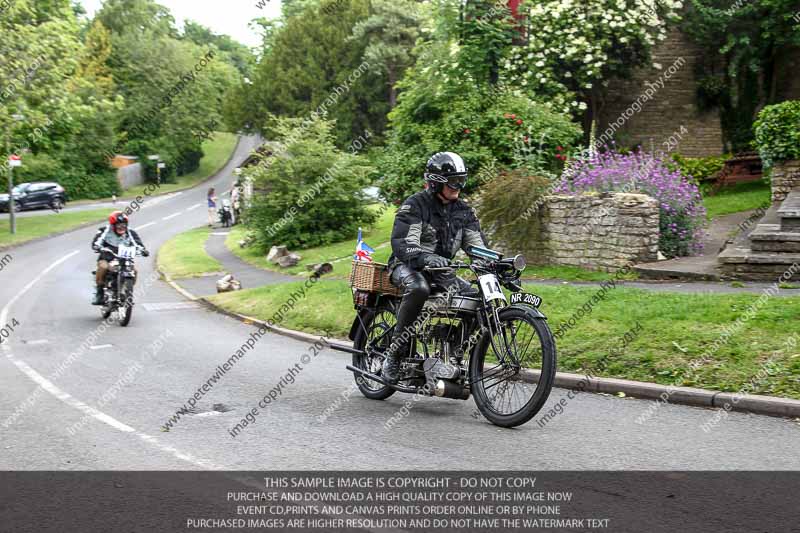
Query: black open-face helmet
424 152 468 193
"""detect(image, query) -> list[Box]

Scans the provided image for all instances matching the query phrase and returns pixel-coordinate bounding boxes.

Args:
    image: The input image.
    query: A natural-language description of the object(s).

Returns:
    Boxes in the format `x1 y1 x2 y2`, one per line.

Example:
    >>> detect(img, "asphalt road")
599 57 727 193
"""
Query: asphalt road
1 134 799 472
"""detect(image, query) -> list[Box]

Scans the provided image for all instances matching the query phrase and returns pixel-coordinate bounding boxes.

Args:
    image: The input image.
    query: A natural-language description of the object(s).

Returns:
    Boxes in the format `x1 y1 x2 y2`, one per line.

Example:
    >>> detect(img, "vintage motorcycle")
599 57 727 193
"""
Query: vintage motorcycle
96 245 145 327
332 246 556 428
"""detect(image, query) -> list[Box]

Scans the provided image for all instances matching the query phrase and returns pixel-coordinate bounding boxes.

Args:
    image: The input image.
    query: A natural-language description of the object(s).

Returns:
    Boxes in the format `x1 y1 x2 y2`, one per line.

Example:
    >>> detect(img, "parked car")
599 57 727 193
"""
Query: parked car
0 182 68 213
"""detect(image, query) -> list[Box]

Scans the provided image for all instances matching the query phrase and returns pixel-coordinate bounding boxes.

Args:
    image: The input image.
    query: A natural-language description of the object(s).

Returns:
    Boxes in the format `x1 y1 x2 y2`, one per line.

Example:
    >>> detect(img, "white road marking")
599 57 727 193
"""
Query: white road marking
89 344 113 350
24 340 49 345
210 232 229 236
162 212 182 221
186 203 203 211
194 411 221 418
0 249 223 470
134 222 156 231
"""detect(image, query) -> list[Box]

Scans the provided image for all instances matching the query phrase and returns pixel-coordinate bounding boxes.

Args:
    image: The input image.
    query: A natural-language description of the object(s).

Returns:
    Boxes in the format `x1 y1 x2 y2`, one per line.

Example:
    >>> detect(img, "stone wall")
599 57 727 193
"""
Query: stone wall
772 160 800 203
529 193 660 272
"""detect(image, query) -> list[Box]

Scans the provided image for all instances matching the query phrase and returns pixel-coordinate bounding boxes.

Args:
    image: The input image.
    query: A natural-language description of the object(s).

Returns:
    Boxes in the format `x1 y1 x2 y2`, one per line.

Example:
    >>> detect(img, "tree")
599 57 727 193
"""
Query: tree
96 0 242 180
683 0 800 151
228 0 390 145
350 0 424 108
244 117 377 249
183 20 255 77
0 0 122 198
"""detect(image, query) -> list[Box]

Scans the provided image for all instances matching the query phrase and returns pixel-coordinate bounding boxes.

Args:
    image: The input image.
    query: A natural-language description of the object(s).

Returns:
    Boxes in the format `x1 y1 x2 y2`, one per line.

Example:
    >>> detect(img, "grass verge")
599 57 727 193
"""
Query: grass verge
208 279 800 399
703 181 771 219
0 208 110 247
157 227 222 279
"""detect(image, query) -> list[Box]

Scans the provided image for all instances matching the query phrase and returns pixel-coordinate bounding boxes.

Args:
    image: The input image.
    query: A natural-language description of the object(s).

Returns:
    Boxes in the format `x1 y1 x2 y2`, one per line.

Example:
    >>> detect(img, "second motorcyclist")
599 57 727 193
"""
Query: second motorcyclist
91 211 149 305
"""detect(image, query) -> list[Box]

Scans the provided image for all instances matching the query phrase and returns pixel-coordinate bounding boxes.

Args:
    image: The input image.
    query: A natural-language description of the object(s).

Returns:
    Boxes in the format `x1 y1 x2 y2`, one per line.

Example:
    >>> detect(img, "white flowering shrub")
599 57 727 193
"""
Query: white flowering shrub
501 0 683 113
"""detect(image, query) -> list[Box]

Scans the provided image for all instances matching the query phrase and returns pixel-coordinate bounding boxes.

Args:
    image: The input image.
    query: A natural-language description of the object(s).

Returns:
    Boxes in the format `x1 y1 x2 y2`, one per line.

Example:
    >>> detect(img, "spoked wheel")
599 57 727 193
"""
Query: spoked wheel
352 306 397 400
469 306 556 428
118 280 134 327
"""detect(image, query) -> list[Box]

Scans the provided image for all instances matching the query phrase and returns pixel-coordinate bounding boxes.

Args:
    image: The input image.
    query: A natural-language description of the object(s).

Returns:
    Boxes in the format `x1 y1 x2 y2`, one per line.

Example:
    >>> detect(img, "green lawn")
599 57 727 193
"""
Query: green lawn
521 264 638 282
208 279 800 399
157 227 223 279
703 181 771 219
0 208 110 247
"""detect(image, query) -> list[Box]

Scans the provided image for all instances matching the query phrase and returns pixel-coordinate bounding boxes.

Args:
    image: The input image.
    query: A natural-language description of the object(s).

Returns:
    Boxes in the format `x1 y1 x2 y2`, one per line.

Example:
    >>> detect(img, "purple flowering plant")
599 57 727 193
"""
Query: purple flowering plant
554 149 707 258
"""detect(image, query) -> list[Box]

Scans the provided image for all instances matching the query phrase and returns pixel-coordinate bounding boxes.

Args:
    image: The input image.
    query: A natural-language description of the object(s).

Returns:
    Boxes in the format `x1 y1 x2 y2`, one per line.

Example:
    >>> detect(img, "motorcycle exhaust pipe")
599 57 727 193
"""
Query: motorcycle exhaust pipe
434 379 471 401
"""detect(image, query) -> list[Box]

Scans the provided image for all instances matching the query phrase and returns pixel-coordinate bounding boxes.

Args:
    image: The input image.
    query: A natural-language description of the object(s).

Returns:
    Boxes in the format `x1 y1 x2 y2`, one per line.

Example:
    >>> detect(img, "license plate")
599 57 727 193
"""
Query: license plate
510 292 542 307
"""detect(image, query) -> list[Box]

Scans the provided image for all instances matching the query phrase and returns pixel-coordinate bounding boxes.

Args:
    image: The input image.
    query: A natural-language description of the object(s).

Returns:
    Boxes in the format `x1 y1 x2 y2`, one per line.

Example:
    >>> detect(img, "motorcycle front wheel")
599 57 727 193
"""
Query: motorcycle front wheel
118 279 134 327
469 305 556 428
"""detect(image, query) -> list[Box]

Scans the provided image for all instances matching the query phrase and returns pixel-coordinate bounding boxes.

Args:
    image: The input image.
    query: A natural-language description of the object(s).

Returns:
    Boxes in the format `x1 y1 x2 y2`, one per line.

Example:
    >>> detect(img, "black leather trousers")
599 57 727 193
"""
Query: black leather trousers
388 264 464 353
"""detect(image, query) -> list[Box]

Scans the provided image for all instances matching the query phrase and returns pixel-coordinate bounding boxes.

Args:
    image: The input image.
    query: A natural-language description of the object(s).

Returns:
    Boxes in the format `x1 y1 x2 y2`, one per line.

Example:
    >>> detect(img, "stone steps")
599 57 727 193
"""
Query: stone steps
717 189 800 280
749 224 800 252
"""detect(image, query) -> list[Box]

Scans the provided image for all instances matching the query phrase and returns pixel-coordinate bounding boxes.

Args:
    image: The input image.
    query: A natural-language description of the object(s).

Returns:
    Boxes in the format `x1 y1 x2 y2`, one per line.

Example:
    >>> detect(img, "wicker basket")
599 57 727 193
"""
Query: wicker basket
349 261 401 296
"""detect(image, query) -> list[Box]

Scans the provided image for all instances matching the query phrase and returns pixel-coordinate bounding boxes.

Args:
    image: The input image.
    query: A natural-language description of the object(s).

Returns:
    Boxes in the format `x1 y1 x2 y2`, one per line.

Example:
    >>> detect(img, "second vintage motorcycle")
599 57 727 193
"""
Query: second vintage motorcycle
96 245 144 327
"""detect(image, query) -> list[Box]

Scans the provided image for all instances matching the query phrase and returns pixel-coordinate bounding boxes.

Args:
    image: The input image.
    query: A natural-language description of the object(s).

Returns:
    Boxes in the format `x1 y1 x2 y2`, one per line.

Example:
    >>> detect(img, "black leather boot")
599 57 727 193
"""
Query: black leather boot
381 342 406 384
92 286 104 306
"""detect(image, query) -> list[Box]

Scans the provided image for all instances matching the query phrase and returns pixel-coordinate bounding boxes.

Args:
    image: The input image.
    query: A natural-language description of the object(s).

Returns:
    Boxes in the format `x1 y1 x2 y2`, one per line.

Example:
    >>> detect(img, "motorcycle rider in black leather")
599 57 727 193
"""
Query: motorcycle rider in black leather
382 152 488 384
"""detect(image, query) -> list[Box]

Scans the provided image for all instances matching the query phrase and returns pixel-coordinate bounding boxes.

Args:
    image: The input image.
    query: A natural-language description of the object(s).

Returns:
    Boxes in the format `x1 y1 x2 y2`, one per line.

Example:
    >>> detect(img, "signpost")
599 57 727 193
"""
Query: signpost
6 154 20 234
148 154 162 186
6 114 25 235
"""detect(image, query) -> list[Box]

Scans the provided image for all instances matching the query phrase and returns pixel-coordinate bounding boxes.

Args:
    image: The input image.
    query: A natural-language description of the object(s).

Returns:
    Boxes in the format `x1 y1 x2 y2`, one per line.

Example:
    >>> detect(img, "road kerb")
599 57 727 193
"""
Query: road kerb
162 275 800 420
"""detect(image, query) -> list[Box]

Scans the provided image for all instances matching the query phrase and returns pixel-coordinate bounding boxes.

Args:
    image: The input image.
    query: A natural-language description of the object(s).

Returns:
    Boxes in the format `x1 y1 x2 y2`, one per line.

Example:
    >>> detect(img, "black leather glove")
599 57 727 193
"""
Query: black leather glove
423 254 450 269
92 245 100 253
141 249 150 257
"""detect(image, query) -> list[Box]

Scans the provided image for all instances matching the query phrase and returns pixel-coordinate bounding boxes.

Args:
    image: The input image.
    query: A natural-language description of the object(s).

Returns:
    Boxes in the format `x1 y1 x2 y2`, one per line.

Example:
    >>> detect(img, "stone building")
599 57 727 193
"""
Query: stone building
599 28 800 157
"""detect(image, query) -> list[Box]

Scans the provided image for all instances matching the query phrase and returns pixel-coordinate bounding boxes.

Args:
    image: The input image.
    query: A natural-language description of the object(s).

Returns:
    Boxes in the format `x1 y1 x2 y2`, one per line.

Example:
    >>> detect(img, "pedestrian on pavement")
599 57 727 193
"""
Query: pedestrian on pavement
230 182 241 225
207 187 218 227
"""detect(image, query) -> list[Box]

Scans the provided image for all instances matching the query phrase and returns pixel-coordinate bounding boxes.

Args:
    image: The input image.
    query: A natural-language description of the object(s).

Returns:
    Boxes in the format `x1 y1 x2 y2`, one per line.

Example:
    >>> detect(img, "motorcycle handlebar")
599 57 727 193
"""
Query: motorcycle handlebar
97 246 145 258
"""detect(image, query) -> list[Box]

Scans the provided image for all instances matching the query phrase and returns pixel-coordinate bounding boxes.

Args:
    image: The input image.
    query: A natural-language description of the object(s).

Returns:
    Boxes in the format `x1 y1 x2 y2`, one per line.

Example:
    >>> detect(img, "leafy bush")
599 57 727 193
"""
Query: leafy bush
15 152 120 200
476 170 553 256
555 150 707 258
754 100 800 169
669 153 731 183
244 117 377 250
377 41 582 204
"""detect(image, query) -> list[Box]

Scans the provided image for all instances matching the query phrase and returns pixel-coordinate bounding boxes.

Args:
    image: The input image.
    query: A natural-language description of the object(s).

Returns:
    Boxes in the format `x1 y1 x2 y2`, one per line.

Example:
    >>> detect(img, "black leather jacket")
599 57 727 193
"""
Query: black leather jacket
389 189 487 271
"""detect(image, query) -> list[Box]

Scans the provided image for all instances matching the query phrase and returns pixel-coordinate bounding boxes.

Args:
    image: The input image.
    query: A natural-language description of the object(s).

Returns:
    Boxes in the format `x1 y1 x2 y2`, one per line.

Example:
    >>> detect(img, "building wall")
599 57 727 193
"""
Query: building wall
116 162 144 190
599 28 724 157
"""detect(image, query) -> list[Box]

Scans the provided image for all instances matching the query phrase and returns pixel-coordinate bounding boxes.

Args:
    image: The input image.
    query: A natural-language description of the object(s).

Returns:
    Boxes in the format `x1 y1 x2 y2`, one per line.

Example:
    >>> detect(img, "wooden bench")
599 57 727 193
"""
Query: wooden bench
710 152 764 194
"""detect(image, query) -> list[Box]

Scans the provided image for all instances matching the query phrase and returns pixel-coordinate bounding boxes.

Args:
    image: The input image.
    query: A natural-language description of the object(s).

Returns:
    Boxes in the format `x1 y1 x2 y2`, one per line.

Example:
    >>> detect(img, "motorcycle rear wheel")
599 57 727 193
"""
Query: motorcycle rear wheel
352 307 397 400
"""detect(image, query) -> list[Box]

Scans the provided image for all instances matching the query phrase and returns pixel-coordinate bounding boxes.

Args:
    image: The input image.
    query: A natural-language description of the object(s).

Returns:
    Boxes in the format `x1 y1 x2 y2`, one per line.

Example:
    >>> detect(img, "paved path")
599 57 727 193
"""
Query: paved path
635 210 754 280
178 231 294 297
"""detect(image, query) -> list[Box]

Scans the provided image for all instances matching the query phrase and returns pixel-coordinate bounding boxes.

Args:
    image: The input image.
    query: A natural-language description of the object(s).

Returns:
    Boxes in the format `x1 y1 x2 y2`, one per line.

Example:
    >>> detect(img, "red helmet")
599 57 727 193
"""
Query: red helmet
109 211 128 226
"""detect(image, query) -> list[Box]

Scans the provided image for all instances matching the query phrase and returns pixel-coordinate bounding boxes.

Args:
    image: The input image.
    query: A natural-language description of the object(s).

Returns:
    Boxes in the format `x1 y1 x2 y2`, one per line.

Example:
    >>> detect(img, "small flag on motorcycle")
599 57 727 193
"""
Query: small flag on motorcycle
354 228 374 262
